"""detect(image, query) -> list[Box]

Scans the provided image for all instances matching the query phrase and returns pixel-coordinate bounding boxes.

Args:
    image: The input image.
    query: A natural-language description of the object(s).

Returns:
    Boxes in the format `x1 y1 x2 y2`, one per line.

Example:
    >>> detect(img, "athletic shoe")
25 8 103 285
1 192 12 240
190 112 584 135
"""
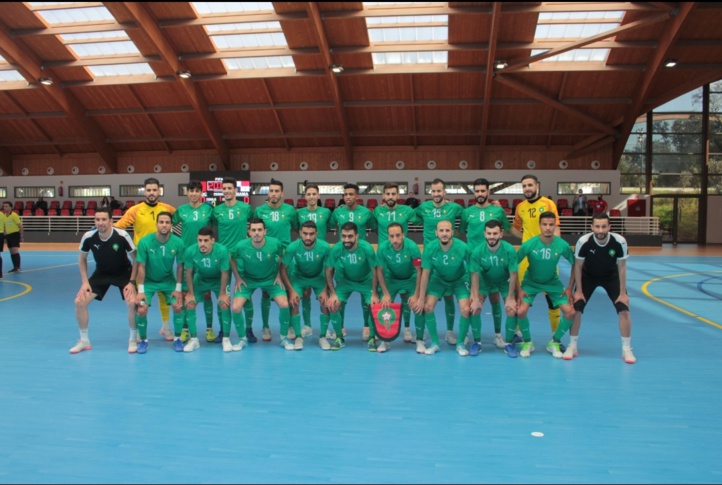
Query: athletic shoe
504 343 518 358
319 337 331 350
562 344 578 361
128 339 138 354
494 334 506 349
205 328 217 343
183 337 200 353
280 337 294 350
8 268 20 273
137 340 148 354
546 340 563 359
510 333 523 346
287 327 296 340
222 337 232 352
424 344 440 355
622 348 637 364
69 339 92 354
362 327 370 341
329 337 345 351
301 326 313 338
173 339 184 352
403 328 413 343
159 327 173 341
559 342 567 353
456 345 469 357
377 341 390 353
416 341 427 354
519 341 535 358
469 342 482 357
213 330 224 343
342 328 347 337
232 338 248 352
180 329 190 343
367 338 377 352
245 328 258 343
294 337 304 350
326 328 337 340
262 328 272 342
445 330 457 345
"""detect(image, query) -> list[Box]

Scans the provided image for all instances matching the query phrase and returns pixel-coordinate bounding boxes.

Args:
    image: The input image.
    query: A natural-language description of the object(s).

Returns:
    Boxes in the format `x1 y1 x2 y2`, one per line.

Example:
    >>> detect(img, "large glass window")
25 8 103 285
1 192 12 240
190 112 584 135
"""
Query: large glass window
69 186 111 198
0 187 6 198
557 182 610 195
14 187 55 198
119 185 164 197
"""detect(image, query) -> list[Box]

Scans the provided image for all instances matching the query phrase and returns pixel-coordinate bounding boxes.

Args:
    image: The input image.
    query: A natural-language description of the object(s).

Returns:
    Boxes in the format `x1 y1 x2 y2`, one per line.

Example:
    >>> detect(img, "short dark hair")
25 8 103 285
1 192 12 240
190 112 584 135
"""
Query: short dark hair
305 183 319 194
521 174 539 184
485 219 502 230
387 222 403 233
592 212 610 222
157 211 173 223
248 217 265 229
539 211 557 223
473 178 490 189
383 182 399 192
431 178 445 188
95 206 111 217
270 178 283 190
198 226 215 238
343 183 359 193
341 221 358 234
300 220 317 231
222 177 237 186
187 180 202 191
144 177 160 187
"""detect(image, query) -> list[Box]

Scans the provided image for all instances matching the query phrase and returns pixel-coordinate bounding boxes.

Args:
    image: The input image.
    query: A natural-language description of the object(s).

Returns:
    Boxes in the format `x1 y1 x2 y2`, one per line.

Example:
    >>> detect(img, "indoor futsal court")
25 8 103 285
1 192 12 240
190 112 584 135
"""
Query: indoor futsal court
0 244 720 484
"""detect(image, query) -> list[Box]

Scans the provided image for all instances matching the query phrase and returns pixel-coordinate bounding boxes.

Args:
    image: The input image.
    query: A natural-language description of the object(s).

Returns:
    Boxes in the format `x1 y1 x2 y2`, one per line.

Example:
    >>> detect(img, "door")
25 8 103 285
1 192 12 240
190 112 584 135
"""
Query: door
651 196 699 244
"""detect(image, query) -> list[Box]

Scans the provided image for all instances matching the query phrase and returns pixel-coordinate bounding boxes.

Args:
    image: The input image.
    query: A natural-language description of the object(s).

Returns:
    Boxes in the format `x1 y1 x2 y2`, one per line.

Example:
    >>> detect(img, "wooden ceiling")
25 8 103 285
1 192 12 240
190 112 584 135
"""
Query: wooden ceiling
0 2 721 175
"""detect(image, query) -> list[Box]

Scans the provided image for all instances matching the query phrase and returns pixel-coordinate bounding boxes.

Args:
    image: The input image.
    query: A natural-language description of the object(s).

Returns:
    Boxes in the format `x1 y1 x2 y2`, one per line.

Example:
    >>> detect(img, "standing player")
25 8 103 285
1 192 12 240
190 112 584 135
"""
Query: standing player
515 212 576 358
183 226 233 352
510 174 563 349
415 179 464 345
115 177 176 341
211 177 254 342
469 220 519 357
460 178 512 348
70 207 138 354
230 219 294 350
412 220 471 356
566 213 636 363
172 180 215 343
1 201 23 273
279 221 333 349
0 207 5 278
375 222 424 353
134 212 186 353
253 178 298 341
325 222 381 351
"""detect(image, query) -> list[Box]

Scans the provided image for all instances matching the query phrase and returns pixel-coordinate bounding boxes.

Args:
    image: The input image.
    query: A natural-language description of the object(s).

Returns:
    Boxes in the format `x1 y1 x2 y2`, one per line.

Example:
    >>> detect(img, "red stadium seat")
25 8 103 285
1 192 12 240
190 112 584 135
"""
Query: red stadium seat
62 200 72 209
87 201 97 210
60 209 70 216
85 208 96 217
47 209 58 216
454 198 465 207
561 208 573 216
504 207 512 215
75 201 85 210
557 198 569 209
284 198 294 206
497 198 509 208
50 200 60 209
125 200 135 208
22 209 32 216
366 199 378 210
610 209 622 217
324 199 336 210
112 209 122 216
296 199 307 208
34 209 45 216
357 198 364 206
25 201 34 210
398 198 406 205
14 201 23 211
468 198 476 206
73 208 84 216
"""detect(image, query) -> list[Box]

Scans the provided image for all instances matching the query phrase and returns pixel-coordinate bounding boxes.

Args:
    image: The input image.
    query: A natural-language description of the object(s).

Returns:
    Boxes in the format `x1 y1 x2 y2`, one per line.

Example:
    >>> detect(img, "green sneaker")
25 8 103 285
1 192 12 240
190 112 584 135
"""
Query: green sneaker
367 338 378 352
329 337 345 351
520 341 535 358
547 340 563 359
205 328 217 343
180 328 190 343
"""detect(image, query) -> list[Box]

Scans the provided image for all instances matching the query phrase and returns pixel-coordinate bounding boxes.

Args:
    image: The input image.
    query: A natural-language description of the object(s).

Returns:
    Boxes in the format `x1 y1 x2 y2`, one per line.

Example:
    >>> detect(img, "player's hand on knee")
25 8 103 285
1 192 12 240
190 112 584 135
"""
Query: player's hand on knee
185 297 197 310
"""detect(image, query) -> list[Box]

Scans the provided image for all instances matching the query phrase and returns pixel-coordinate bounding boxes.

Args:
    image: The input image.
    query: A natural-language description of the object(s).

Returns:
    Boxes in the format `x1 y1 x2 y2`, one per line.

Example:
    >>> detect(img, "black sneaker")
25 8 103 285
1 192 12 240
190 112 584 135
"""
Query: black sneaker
8 268 20 273
245 328 258 343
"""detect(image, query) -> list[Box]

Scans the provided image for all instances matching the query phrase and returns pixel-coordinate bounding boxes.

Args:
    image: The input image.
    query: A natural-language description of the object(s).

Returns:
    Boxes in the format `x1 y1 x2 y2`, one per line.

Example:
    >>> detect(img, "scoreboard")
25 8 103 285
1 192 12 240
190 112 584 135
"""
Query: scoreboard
189 170 251 205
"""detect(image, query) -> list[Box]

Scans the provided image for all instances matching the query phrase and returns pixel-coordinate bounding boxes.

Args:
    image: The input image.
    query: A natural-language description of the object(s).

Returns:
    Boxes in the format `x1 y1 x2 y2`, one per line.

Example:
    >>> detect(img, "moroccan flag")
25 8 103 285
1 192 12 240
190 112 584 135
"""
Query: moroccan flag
371 302 402 342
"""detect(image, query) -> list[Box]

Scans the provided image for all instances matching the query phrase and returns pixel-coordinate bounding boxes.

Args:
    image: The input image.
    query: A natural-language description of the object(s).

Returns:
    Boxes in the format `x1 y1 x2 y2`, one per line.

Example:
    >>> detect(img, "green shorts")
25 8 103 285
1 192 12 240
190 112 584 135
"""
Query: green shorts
382 277 417 300
290 275 327 300
192 279 225 302
140 280 177 306
234 279 286 299
521 278 568 307
428 278 470 300
335 282 373 305
478 279 509 298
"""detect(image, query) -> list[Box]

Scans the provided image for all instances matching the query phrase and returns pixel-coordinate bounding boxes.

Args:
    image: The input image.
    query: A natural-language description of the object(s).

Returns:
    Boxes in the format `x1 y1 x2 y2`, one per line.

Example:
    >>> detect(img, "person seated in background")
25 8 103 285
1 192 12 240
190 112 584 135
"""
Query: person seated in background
100 196 111 208
33 196 48 215
109 196 122 212
405 192 420 209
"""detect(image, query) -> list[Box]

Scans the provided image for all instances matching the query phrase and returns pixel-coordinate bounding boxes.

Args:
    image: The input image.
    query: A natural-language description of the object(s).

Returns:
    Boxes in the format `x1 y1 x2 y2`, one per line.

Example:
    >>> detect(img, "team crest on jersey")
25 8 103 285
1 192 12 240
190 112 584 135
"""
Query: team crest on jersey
609 249 616 257
112 243 120 251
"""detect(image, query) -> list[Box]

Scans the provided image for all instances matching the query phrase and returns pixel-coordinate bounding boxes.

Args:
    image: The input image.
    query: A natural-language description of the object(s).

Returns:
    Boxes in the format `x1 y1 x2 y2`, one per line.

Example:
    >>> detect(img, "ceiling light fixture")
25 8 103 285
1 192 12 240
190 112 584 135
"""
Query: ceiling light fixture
329 64 344 74
664 58 677 68
494 60 508 70
39 77 53 86
177 69 192 79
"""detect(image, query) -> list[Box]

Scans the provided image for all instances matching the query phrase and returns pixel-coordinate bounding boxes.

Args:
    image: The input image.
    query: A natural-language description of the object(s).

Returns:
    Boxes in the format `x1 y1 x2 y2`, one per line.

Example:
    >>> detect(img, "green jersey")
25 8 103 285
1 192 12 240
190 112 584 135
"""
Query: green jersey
212 201 253 248
421 238 470 284
376 238 422 281
373 204 419 242
517 235 574 286
282 238 332 279
326 240 378 284
172 203 214 247
233 236 284 284
470 240 518 287
459 204 511 244
184 242 230 284
253 203 298 247
415 201 464 246
136 233 185 284
296 206 332 241
329 204 377 241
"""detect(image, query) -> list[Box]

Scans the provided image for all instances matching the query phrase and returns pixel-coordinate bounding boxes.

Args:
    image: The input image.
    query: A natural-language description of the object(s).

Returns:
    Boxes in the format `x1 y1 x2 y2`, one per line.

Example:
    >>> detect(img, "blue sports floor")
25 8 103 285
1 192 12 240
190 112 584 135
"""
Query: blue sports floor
1 249 721 484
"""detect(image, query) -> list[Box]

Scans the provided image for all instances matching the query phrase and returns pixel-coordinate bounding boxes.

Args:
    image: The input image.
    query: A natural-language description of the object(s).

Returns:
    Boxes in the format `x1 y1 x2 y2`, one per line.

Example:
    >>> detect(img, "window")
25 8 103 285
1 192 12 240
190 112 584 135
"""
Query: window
119 185 164 197
295 183 347 195
14 186 55 198
557 182 610 195
69 186 111 198
357 183 408 195
0 187 6 198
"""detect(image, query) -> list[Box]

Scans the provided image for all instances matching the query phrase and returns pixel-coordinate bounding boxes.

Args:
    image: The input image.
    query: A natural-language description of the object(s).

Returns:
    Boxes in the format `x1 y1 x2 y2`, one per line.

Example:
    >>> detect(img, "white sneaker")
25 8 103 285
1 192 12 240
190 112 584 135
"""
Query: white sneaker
280 337 295 351
319 337 331 350
287 327 296 340
159 326 174 341
232 338 248 351
262 327 272 342
622 348 636 364
445 330 457 345
69 339 92 354
425 344 440 355
519 341 535 358
562 344 578 361
301 326 313 338
416 341 427 354
362 327 370 341
403 327 412 343
294 337 304 350
456 345 469 357
377 341 390 353
494 334 506 349
326 328 337 340
222 337 232 352
183 337 200 352
547 340 563 359
128 339 138 354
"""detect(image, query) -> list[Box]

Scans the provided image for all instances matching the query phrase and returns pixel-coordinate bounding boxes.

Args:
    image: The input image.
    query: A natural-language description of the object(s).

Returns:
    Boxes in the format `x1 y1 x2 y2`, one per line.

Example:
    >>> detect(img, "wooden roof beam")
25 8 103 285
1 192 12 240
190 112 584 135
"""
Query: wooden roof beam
261 78 290 151
546 72 568 148
479 2 501 166
126 85 172 154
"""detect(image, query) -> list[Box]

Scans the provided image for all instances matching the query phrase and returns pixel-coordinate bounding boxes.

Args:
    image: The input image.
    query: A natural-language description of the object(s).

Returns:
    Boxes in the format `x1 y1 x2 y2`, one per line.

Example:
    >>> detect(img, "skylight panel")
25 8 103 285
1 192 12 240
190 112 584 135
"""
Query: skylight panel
35 6 115 25
60 31 128 42
192 2 274 15
68 40 140 58
363 2 444 6
372 51 447 65
211 33 287 50
0 71 26 82
535 22 618 40
206 21 281 34
531 48 610 63
224 56 295 70
88 63 154 77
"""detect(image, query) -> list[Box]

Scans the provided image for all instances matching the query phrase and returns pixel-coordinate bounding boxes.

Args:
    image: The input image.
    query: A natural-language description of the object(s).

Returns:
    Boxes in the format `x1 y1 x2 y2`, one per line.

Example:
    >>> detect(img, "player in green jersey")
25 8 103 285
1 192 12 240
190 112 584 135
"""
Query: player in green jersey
469 220 519 357
211 177 255 343
183 226 233 352
412 220 471 355
134 212 186 353
375 222 424 353
325 222 381 351
374 182 420 242
279 221 333 349
515 211 577 358
253 178 298 342
460 178 513 350
415 178 464 345
172 180 215 343
231 219 295 350
296 183 333 339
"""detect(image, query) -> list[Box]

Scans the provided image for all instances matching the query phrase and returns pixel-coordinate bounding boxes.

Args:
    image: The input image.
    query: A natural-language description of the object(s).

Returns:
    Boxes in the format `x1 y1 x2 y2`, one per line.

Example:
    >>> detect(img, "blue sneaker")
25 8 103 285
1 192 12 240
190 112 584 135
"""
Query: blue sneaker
510 334 523 346
174 339 184 352
469 342 482 356
504 343 518 358
137 340 148 354
245 328 258 343
367 338 378 352
213 330 224 343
